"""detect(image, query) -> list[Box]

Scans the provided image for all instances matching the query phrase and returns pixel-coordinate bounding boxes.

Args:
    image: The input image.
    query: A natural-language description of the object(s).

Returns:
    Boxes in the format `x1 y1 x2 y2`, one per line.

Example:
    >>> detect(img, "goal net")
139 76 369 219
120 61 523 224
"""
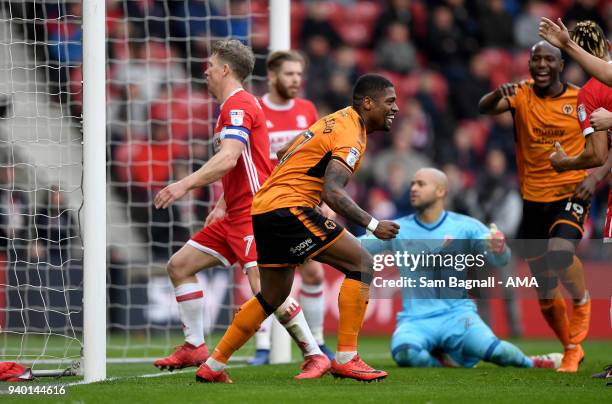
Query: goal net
0 0 269 376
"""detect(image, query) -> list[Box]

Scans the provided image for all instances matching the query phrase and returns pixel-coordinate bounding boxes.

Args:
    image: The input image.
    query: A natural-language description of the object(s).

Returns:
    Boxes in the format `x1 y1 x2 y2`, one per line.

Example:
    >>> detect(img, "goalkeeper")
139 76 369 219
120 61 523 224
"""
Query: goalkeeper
362 168 560 369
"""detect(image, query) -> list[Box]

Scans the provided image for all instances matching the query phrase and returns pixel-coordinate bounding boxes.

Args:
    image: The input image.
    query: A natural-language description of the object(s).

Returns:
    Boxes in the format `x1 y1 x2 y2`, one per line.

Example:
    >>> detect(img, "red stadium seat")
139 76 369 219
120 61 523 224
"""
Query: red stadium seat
480 48 513 88
330 1 381 47
458 119 490 157
354 48 375 72
512 50 531 81
150 86 212 140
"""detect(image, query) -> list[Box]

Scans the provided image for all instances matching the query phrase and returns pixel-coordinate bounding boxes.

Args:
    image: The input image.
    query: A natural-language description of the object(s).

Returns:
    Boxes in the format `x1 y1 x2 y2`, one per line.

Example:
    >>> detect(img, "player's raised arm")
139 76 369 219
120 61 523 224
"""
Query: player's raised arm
154 139 244 209
478 83 515 115
322 160 399 240
540 18 612 86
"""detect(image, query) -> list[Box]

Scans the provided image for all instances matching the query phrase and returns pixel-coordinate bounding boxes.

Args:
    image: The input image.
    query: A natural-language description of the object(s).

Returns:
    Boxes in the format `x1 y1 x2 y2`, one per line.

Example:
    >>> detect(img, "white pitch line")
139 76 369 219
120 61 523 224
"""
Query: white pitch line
63 364 251 387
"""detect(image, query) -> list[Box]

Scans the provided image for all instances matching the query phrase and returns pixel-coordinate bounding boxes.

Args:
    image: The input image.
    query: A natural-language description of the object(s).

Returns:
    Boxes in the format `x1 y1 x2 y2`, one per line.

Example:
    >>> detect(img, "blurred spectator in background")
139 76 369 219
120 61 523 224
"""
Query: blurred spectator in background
32 186 82 329
0 166 30 261
426 6 470 81
335 45 361 84
464 149 521 239
371 0 414 48
451 53 492 120
113 42 186 107
452 123 483 173
370 120 431 197
375 21 417 74
514 0 551 49
114 121 189 260
402 98 432 154
478 0 514 48
486 112 517 172
46 1 82 106
300 1 343 49
305 35 336 107
33 187 78 267
445 0 480 53
605 3 612 42
564 0 606 30
323 71 352 111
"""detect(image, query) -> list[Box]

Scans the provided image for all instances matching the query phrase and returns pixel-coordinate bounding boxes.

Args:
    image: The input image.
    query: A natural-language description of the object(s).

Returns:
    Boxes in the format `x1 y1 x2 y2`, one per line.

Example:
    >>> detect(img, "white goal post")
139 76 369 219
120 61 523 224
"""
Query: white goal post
82 0 106 383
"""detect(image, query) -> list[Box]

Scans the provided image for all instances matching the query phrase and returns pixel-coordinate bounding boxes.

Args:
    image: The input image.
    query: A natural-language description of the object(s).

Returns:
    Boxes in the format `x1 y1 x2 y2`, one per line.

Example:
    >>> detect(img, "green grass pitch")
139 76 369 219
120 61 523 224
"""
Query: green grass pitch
2 337 611 403
0 337 612 404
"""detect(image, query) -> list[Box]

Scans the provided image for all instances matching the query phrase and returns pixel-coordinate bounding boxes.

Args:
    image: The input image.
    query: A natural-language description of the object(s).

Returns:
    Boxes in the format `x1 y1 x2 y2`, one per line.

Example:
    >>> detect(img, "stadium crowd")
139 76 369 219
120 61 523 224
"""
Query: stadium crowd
4 0 611 258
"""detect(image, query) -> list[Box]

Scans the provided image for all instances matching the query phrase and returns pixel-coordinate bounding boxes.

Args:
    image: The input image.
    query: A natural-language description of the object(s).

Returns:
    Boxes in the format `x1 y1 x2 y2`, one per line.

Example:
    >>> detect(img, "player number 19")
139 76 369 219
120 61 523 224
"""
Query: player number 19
564 202 583 215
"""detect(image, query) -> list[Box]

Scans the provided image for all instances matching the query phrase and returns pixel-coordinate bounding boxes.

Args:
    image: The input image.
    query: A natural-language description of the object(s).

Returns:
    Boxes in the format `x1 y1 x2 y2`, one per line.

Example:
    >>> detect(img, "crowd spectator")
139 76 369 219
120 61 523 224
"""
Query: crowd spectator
478 0 514 48
375 21 417 74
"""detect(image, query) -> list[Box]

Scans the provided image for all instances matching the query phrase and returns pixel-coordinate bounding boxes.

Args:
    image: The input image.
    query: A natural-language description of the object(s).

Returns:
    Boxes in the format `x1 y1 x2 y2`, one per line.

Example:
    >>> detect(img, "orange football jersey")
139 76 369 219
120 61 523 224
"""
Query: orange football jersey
252 106 366 214
507 81 587 202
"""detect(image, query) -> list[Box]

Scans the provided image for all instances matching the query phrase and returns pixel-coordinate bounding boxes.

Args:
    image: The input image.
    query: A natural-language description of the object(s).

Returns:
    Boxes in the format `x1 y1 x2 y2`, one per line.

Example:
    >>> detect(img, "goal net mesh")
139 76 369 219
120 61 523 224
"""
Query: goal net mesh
0 0 268 371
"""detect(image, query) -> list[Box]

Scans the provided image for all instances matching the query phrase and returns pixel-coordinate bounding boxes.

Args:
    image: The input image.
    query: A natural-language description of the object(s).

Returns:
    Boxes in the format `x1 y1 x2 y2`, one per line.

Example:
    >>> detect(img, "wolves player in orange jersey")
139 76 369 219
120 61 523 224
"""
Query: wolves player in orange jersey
152 40 329 380
246 50 333 365
547 21 612 244
479 41 595 372
196 74 400 383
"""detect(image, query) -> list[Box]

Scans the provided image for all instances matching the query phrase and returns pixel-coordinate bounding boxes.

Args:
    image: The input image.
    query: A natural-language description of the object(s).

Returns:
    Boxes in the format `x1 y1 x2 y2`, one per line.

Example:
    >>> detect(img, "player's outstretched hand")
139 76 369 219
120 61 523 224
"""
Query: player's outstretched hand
549 142 568 172
495 83 517 98
154 181 188 209
539 17 570 49
486 223 506 255
204 206 226 227
574 176 597 201
374 220 400 240
589 107 612 132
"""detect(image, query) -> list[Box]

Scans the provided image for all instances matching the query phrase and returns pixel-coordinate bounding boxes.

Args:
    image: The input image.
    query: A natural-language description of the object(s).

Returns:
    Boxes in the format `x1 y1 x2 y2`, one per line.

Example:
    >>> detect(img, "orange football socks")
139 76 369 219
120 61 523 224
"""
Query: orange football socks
211 297 268 364
337 278 370 352
539 289 571 348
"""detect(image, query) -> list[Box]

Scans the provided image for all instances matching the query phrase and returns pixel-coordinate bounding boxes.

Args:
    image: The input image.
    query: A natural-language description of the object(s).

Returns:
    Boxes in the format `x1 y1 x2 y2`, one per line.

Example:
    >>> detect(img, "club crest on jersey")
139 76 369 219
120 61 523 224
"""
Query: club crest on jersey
577 104 587 122
296 115 308 128
230 109 244 126
562 103 573 115
346 147 360 168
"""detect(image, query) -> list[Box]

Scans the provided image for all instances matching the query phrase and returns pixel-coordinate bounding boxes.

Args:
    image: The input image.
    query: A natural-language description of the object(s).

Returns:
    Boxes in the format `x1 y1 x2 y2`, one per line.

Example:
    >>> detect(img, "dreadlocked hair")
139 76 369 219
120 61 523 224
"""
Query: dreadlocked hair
571 20 607 59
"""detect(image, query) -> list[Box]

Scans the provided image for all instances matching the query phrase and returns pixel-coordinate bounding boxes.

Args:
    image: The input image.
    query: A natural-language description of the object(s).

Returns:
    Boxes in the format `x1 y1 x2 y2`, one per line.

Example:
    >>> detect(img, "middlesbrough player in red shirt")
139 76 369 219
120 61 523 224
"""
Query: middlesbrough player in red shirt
548 21 612 243
247 50 334 365
152 40 329 379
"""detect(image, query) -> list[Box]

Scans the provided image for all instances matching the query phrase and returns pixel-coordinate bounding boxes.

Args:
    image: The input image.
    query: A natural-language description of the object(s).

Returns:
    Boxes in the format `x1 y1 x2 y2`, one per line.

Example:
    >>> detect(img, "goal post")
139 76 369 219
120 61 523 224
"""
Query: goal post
82 0 106 383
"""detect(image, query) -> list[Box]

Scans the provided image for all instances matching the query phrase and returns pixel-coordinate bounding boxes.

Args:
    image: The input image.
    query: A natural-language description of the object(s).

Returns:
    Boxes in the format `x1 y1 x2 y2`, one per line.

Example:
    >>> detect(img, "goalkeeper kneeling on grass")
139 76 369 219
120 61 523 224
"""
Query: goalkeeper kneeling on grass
361 168 561 369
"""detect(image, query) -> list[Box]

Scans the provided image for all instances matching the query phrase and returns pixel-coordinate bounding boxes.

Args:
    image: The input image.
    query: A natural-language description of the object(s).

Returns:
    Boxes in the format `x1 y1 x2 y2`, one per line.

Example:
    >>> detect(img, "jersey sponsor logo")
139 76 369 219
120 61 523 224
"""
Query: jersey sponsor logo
289 238 314 255
296 115 308 128
577 104 587 122
562 103 574 115
346 147 360 168
230 109 245 126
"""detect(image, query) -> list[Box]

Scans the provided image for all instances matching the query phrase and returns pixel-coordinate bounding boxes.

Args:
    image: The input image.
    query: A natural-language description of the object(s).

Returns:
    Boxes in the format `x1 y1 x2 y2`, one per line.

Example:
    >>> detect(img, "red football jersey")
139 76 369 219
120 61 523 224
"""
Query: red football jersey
259 94 318 161
577 75 612 140
213 88 272 219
